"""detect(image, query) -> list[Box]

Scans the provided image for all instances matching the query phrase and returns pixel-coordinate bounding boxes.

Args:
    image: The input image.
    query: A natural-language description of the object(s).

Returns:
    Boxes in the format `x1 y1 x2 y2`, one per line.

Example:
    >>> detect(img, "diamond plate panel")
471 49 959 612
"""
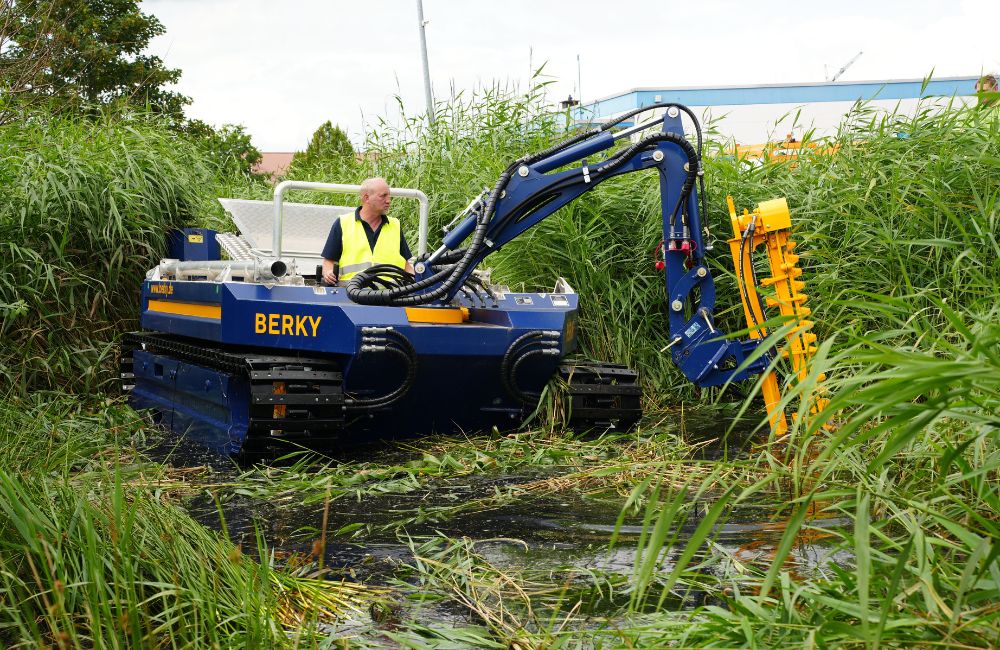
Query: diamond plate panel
218 198 353 256
215 233 254 261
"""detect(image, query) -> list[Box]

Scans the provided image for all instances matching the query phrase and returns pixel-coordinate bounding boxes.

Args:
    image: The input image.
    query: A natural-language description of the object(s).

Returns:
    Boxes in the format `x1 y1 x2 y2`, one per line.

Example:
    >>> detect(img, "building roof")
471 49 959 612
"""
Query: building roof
253 152 295 177
585 76 980 119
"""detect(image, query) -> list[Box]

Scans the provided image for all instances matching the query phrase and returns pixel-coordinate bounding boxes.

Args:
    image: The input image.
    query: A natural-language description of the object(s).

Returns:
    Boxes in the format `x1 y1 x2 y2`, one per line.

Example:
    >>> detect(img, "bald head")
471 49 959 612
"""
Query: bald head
359 177 392 220
360 177 388 198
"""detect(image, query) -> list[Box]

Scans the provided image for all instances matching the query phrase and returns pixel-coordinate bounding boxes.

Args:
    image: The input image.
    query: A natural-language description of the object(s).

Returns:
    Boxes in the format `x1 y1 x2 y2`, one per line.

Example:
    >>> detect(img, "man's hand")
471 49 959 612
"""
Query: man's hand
321 259 337 285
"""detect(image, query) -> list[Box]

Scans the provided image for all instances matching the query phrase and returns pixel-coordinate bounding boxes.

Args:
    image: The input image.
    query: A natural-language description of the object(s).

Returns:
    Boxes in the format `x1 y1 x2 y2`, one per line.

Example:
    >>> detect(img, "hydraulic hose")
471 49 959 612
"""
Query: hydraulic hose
347 104 703 307
349 122 615 307
500 331 560 404
348 163 518 306
417 247 467 265
346 328 418 410
736 214 766 333
593 131 699 228
484 131 700 245
597 102 709 241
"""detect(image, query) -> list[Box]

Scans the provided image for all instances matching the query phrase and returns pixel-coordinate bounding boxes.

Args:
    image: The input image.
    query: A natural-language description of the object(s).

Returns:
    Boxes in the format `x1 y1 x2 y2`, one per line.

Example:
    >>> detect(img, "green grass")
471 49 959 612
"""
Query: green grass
0 111 272 394
0 396 373 648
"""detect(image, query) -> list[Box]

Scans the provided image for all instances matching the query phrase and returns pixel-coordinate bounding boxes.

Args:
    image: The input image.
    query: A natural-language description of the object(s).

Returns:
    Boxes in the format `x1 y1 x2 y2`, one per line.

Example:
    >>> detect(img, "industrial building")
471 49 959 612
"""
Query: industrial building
583 76 980 143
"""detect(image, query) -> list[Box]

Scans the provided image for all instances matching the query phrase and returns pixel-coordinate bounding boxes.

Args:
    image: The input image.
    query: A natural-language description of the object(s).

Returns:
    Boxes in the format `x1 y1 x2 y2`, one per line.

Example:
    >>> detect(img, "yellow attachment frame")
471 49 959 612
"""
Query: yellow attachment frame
726 196 828 435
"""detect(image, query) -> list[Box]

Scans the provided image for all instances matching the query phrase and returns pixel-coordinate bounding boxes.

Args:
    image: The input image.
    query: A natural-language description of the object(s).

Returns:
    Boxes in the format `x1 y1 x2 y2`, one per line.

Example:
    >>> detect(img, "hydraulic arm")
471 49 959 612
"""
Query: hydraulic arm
347 103 823 431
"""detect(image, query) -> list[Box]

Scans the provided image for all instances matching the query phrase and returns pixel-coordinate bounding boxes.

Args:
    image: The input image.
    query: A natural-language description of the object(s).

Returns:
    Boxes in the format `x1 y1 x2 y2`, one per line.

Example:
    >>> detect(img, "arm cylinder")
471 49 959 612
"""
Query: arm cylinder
441 214 477 249
531 132 614 174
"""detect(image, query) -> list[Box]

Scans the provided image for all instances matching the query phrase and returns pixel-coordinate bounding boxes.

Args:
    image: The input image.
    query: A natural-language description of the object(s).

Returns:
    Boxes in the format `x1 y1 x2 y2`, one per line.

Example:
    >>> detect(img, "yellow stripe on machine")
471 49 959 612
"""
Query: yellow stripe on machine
405 307 470 324
147 299 222 320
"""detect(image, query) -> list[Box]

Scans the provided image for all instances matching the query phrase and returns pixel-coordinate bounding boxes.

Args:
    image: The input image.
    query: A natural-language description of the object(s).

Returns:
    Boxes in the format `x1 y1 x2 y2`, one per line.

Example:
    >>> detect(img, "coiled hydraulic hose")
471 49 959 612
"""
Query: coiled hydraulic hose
346 328 418 410
348 162 518 306
500 331 560 404
347 124 618 306
347 104 704 307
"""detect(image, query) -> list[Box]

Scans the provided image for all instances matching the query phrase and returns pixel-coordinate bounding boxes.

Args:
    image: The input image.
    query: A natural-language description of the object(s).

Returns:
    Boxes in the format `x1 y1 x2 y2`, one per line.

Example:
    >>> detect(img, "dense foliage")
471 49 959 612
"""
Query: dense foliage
273 89 1000 403
185 119 263 177
0 112 219 392
0 0 188 119
289 120 355 172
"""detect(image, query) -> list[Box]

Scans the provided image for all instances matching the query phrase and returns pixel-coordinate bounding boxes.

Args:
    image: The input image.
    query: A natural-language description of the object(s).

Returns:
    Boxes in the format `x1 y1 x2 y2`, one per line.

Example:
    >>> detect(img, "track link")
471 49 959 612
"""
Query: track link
121 332 345 450
557 360 642 431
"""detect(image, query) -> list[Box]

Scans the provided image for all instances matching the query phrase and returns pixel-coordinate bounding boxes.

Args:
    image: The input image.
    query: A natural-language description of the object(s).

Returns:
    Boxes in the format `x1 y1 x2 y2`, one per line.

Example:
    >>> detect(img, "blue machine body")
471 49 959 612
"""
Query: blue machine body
131 280 578 454
127 107 773 454
166 228 220 261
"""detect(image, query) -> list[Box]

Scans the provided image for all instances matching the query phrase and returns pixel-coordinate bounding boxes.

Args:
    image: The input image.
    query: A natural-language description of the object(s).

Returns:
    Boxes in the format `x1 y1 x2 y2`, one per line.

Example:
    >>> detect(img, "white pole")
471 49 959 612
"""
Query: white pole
416 0 435 125
576 54 582 121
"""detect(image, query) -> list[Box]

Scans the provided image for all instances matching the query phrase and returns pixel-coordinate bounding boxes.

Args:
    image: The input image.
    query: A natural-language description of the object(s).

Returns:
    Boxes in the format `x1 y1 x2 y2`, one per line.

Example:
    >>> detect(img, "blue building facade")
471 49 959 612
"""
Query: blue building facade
584 77 980 120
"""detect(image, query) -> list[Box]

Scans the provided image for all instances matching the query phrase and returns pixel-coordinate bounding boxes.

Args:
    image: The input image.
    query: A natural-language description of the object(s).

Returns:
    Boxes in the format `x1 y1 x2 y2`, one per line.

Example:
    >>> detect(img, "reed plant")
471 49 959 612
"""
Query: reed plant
282 91 997 647
0 81 996 647
0 396 372 648
0 111 229 393
278 88 999 407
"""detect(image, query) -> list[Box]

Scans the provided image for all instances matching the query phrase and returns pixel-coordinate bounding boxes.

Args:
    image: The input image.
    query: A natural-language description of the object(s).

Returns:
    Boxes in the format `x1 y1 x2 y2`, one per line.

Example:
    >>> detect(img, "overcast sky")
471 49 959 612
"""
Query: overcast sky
146 0 999 151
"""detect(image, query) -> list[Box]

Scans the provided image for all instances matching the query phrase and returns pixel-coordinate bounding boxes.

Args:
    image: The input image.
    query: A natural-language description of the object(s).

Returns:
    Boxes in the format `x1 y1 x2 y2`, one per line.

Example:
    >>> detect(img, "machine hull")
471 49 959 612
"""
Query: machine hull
123 279 640 454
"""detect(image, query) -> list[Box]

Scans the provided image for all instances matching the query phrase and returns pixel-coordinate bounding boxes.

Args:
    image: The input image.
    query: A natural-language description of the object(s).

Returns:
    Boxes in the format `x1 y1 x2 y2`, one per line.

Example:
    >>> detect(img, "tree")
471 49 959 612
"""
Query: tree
294 121 355 166
185 119 262 177
0 0 189 119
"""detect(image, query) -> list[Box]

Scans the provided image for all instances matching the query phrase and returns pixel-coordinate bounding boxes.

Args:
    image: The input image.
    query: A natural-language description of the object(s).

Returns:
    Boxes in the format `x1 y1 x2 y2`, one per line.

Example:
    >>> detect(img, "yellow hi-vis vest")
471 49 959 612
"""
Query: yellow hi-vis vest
338 212 406 280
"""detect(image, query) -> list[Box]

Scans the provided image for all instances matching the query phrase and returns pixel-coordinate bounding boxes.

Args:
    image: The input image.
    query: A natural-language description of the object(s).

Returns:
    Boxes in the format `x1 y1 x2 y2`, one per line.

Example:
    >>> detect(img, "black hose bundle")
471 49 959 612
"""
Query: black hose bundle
597 102 709 238
347 161 518 307
346 103 704 307
592 131 699 228
346 264 416 291
500 331 561 404
345 327 418 410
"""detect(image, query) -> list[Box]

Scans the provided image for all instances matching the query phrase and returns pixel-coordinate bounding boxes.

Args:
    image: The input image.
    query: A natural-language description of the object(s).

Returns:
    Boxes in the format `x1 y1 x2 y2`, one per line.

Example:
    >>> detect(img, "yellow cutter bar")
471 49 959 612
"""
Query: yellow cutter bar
727 196 828 436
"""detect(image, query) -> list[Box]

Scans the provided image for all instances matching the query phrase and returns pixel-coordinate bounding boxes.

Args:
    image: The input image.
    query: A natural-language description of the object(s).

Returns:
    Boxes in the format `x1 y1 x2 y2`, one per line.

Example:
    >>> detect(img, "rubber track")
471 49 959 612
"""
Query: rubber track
557 360 642 430
120 333 641 440
121 332 346 448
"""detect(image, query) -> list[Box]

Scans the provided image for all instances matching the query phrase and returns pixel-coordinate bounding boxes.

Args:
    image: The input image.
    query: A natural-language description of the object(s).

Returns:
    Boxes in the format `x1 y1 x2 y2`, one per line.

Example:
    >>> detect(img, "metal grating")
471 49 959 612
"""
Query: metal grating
218 198 354 273
215 233 255 261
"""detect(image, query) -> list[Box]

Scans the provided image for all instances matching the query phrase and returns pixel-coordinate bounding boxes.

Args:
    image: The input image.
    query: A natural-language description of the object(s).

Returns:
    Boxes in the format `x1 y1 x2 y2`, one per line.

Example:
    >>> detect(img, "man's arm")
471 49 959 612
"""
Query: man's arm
400 230 415 275
321 258 338 285
321 218 344 285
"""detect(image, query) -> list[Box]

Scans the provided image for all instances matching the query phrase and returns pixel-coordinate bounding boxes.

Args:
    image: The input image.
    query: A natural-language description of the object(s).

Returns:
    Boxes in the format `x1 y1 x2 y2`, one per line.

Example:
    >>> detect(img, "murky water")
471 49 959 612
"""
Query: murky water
141 414 852 641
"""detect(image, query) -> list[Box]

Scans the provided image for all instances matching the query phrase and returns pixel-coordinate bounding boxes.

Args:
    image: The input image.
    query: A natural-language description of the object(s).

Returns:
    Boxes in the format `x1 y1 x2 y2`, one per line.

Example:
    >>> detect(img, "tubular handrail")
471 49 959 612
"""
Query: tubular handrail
272 181 429 260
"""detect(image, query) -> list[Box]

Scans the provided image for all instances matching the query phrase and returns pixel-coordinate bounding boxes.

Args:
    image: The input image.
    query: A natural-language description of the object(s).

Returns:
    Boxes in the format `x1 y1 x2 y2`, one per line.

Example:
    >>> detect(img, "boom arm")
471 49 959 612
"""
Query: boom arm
347 104 811 426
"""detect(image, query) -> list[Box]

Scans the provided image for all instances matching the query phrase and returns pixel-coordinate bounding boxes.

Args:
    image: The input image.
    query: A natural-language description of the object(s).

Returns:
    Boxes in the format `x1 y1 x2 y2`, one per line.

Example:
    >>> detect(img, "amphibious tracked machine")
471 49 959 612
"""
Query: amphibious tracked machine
122 104 821 454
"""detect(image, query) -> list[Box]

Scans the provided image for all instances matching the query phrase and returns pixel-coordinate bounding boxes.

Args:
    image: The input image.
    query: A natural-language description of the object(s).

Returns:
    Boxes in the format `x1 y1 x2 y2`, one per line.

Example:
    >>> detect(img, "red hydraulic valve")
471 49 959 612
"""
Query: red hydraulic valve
653 240 666 270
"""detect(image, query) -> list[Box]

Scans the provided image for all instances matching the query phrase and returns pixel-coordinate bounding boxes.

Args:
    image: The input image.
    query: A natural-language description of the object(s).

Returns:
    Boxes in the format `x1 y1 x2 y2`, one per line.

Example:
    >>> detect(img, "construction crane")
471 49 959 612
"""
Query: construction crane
826 51 864 82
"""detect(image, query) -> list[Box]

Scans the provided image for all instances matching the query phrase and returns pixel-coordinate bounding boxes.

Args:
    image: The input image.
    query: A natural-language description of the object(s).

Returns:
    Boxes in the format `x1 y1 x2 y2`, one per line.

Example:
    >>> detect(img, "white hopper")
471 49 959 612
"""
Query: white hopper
217 198 354 274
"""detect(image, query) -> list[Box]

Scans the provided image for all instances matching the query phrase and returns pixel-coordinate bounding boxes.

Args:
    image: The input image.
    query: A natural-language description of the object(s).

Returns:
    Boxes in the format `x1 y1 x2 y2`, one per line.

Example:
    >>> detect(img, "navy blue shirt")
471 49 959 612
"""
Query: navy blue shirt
321 207 412 262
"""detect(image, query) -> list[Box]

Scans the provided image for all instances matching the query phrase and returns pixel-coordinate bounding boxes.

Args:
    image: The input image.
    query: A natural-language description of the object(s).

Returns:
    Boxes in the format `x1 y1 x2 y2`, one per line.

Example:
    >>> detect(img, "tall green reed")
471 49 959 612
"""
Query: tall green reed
0 397 370 648
0 112 226 393
268 90 1000 409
